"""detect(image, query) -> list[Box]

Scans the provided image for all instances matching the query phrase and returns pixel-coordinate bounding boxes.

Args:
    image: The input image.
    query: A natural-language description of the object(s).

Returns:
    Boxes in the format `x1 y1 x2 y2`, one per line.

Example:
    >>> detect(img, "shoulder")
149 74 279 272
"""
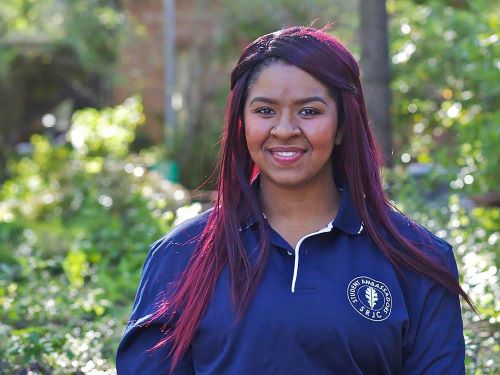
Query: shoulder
385 208 457 277
152 208 213 250
148 208 213 263
127 209 213 320
384 213 465 368
142 208 213 282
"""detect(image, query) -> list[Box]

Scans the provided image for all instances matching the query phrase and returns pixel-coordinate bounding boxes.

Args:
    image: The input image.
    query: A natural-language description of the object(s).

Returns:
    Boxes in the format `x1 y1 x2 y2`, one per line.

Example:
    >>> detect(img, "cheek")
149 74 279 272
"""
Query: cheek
305 124 337 150
245 121 269 150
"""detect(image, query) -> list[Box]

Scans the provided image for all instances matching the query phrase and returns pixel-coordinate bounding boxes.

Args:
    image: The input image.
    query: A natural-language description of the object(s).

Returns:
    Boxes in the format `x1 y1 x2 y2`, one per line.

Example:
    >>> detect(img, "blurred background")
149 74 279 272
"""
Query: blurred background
0 0 498 373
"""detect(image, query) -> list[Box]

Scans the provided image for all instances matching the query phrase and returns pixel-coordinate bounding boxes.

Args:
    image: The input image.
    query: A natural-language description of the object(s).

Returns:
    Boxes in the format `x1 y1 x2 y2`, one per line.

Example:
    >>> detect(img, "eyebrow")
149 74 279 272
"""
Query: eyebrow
249 96 328 106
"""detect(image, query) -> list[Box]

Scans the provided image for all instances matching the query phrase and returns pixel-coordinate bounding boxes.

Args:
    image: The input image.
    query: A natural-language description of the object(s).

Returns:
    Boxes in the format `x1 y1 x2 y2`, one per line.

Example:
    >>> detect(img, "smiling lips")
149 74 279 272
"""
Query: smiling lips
268 147 307 165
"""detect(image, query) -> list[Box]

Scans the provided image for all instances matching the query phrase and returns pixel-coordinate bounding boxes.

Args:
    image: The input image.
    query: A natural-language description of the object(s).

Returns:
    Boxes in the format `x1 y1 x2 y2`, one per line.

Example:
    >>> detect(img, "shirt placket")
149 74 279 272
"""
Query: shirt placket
269 223 334 293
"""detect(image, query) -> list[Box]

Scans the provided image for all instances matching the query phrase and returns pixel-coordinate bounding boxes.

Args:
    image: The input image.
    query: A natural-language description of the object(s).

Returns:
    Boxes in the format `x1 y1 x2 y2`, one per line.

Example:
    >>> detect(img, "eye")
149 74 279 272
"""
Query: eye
299 108 321 116
255 107 275 116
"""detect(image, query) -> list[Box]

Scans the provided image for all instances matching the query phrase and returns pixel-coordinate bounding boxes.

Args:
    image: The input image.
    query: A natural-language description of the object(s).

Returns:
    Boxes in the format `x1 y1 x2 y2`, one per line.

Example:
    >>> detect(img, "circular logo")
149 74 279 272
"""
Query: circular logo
347 276 392 322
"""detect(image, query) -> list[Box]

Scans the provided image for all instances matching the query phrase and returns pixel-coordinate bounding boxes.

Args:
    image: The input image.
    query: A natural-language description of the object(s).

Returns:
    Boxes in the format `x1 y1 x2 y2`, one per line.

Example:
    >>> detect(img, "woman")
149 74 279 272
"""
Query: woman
116 26 472 374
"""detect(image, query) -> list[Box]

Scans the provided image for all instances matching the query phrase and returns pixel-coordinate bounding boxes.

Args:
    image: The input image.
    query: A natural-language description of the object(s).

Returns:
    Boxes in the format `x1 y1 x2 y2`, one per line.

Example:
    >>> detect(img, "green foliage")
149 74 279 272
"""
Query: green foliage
67 97 146 158
0 98 196 373
0 0 126 184
387 167 500 373
0 0 124 77
388 0 500 195
387 4 499 368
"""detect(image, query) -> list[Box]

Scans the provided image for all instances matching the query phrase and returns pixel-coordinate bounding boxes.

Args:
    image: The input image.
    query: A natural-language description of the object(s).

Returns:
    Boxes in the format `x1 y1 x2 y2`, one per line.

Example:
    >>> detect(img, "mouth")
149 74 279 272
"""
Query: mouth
268 147 306 165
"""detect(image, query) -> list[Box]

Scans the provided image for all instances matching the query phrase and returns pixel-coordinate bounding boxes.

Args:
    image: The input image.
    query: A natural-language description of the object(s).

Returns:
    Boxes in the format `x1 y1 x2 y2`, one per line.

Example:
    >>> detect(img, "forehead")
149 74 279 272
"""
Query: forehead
247 63 330 100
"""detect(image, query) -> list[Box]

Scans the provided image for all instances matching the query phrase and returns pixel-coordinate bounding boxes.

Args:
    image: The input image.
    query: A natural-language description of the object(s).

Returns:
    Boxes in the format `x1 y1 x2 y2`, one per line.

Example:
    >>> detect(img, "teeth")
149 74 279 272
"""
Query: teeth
274 151 296 157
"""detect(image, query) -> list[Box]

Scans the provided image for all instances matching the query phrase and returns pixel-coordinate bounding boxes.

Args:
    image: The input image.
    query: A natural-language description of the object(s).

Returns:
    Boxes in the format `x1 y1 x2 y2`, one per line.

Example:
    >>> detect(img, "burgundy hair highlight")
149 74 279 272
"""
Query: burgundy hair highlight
148 26 474 372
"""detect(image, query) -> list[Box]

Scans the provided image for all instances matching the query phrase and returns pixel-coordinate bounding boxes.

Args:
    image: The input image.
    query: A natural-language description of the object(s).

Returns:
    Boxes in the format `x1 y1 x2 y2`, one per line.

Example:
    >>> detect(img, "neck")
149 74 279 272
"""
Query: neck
258 172 341 228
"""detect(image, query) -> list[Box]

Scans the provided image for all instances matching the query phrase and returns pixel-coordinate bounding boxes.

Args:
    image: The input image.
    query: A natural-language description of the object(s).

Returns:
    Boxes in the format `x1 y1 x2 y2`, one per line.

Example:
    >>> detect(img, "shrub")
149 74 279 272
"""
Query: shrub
387 166 499 373
0 97 199 373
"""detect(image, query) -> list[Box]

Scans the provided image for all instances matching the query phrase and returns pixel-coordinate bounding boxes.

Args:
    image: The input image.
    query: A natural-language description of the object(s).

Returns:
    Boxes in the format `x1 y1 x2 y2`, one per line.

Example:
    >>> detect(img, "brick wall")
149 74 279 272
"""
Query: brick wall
114 0 220 144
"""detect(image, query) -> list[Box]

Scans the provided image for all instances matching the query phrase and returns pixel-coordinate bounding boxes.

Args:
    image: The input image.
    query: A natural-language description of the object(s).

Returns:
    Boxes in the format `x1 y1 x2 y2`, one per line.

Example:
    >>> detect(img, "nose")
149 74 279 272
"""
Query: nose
270 114 301 139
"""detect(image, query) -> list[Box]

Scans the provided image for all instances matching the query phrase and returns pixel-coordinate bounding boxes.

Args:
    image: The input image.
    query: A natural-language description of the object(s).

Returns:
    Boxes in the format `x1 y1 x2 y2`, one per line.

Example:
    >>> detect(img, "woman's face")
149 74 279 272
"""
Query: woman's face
244 62 342 190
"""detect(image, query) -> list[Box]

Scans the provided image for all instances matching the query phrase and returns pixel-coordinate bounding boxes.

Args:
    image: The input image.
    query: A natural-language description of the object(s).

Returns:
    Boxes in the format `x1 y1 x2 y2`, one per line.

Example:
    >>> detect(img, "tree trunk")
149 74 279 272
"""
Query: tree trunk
359 0 393 167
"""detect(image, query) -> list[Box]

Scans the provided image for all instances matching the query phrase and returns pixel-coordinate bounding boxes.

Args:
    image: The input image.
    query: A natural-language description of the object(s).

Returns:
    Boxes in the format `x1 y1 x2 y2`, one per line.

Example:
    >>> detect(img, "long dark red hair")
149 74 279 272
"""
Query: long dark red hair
149 26 473 372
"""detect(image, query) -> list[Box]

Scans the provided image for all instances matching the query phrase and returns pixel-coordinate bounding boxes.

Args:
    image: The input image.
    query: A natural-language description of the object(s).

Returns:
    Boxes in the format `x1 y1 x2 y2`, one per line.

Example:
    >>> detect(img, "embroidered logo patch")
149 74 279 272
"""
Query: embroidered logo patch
347 276 392 321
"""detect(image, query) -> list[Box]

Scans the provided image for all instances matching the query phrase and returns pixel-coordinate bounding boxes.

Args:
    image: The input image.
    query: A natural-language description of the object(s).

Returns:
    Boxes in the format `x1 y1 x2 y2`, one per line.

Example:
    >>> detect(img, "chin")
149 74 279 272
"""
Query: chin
262 171 312 189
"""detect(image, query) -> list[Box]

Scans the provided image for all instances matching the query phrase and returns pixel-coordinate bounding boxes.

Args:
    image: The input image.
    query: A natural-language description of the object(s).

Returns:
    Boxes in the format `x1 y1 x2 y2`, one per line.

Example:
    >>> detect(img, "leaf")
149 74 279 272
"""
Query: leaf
365 286 379 309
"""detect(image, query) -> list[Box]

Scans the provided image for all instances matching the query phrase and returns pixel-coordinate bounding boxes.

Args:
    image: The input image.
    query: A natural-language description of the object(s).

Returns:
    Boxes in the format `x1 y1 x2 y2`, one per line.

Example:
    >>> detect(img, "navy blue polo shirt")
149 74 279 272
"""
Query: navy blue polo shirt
116 185 465 374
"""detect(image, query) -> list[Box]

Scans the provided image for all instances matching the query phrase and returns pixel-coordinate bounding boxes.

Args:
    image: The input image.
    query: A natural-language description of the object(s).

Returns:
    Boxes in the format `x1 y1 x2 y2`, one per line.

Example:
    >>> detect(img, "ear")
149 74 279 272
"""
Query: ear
334 127 344 145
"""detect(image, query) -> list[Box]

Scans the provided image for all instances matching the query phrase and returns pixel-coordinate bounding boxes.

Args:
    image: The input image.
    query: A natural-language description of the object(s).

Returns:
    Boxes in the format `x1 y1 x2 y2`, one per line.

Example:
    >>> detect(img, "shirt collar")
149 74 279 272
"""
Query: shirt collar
333 185 364 235
239 177 364 235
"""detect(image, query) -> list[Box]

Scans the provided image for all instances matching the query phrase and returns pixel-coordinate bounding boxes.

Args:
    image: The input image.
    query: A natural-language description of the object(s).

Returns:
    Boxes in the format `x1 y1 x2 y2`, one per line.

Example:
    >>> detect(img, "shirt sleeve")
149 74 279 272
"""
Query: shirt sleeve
402 243 465 374
115 240 195 374
116 320 194 375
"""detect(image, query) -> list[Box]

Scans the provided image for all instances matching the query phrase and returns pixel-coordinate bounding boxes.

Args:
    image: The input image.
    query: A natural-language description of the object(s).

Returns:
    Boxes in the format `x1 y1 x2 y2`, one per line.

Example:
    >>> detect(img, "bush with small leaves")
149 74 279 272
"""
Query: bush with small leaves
0 97 201 373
